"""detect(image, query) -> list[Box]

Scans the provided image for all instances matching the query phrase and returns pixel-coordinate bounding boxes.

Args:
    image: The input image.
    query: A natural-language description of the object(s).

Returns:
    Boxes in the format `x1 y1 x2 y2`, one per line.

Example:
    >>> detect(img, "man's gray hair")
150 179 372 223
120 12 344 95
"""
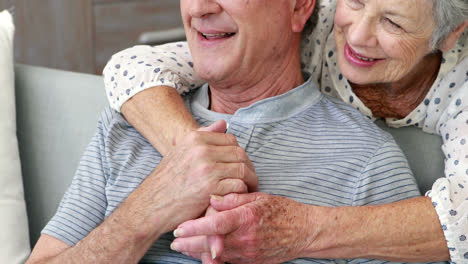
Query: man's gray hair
431 0 468 49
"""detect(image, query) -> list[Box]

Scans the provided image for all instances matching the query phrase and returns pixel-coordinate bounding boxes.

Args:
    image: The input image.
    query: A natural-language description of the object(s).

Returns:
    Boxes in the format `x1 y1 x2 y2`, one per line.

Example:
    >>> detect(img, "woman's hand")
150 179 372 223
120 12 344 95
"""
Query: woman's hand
171 193 314 264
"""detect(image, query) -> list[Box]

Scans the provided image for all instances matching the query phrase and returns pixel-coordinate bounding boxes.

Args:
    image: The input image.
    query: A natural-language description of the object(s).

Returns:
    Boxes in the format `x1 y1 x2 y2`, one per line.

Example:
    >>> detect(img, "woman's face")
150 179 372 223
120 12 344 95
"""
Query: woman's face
334 0 436 85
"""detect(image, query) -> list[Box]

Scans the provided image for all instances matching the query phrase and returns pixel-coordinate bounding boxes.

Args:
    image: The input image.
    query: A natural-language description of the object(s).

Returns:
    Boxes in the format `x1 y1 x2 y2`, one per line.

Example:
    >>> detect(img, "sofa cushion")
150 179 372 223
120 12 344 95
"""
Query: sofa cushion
376 120 444 194
0 10 30 263
15 64 108 246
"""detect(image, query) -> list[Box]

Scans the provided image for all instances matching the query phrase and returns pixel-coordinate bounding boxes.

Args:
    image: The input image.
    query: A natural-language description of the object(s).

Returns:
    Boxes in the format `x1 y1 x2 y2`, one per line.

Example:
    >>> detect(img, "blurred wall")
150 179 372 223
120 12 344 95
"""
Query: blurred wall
0 0 182 74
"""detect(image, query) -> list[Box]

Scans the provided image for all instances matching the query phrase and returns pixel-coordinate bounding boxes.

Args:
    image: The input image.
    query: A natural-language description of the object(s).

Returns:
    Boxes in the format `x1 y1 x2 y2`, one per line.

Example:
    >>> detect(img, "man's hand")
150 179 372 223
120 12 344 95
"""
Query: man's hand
170 193 314 264
152 120 258 231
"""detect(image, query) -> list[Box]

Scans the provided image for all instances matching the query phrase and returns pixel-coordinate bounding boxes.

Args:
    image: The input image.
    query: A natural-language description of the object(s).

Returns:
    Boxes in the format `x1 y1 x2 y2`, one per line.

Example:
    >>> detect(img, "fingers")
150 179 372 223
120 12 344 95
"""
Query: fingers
183 129 237 147
172 235 224 257
172 235 211 252
208 235 224 261
198 120 227 133
205 206 218 216
201 252 213 263
217 156 257 193
195 155 257 192
215 160 257 189
214 179 247 196
201 252 224 264
180 127 259 191
210 193 259 211
245 158 258 192
195 145 249 164
174 210 241 237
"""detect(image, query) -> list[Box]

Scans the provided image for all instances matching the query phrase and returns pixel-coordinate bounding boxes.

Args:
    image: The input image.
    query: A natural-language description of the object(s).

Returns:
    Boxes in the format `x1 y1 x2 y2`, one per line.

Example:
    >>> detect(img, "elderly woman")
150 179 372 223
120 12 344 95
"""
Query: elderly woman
102 0 468 262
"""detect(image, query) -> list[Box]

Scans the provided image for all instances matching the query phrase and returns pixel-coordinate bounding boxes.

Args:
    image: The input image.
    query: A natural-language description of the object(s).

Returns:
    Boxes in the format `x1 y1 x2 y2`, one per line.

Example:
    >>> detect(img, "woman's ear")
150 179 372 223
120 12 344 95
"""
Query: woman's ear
291 0 316 33
440 20 468 52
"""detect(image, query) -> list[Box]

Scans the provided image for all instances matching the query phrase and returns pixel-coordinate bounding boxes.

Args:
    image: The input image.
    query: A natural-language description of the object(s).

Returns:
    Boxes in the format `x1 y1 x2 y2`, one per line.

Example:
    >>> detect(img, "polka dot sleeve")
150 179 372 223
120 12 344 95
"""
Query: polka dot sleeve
427 82 468 262
102 42 204 112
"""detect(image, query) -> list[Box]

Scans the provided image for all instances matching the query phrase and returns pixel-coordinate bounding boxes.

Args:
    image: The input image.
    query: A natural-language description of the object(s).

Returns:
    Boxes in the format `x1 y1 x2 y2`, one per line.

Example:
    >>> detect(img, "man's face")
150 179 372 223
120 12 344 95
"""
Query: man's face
180 0 299 86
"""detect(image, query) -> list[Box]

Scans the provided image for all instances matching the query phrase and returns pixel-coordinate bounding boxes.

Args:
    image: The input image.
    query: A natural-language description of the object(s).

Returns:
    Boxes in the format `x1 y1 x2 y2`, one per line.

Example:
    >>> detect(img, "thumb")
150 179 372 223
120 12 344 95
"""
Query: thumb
210 193 259 211
198 120 227 133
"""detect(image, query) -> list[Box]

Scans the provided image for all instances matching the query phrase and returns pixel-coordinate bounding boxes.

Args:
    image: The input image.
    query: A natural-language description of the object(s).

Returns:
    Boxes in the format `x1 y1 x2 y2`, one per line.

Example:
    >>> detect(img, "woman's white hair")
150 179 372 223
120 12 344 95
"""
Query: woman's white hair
431 0 468 49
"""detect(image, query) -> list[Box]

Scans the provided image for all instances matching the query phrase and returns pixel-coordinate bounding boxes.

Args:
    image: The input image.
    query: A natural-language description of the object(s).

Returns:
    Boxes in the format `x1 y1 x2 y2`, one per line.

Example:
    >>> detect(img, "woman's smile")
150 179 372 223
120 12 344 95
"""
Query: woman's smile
344 42 383 67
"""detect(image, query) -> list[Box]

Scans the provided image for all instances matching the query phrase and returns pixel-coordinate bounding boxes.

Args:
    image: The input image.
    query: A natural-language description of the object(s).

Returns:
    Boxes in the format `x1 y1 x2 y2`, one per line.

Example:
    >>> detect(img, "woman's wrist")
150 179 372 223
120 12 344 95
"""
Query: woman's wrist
297 205 369 259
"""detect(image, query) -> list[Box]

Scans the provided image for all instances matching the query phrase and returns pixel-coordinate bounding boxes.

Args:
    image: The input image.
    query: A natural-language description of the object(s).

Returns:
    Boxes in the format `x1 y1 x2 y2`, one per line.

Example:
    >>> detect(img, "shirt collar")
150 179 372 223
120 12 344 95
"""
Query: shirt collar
189 76 322 124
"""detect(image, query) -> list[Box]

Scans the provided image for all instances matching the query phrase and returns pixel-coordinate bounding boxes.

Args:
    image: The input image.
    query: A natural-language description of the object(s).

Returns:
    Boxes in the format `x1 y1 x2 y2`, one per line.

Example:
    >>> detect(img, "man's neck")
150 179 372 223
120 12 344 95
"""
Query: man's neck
208 48 305 115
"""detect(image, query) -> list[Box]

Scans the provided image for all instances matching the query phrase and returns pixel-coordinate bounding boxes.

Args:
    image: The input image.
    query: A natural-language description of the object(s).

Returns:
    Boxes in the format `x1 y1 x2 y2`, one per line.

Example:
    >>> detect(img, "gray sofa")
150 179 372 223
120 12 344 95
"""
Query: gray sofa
14 64 445 249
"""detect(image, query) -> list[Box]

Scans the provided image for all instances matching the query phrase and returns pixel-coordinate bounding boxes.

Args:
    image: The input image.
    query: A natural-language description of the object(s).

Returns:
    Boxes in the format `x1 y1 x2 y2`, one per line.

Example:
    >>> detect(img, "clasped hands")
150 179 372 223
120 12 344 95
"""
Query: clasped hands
159 120 311 264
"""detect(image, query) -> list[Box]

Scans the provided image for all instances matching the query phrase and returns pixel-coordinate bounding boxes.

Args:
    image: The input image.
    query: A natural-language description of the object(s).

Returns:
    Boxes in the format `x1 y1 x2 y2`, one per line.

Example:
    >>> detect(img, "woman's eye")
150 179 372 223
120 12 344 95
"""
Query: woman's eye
345 0 364 9
384 17 403 30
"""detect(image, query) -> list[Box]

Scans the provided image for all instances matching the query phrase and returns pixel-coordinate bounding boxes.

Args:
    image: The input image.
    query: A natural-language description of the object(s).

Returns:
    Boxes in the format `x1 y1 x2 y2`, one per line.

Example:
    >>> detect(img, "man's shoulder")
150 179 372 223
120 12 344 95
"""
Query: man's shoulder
94 106 162 181
95 106 156 155
97 106 135 133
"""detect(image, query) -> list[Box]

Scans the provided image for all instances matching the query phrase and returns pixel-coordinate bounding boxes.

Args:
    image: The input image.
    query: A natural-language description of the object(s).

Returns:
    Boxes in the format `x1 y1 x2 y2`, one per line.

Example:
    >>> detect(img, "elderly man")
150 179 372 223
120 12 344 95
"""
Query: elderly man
28 0 425 263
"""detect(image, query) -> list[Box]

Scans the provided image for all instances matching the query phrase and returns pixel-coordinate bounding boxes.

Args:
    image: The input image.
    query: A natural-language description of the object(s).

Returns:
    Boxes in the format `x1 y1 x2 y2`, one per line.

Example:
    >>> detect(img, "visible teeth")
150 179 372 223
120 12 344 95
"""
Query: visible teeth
355 54 375 62
202 33 234 39
204 33 228 37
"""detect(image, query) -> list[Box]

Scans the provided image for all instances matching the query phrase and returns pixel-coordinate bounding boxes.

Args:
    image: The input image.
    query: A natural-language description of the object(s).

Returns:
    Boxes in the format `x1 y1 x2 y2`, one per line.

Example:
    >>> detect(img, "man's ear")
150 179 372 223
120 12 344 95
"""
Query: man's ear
440 20 468 52
291 0 316 33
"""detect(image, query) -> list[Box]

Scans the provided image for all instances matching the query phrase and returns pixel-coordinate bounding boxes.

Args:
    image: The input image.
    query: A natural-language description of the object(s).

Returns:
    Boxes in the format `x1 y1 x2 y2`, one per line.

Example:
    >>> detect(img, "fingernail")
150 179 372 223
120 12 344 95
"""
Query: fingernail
211 247 217 260
170 242 180 251
173 228 184 237
210 195 223 201
182 252 189 256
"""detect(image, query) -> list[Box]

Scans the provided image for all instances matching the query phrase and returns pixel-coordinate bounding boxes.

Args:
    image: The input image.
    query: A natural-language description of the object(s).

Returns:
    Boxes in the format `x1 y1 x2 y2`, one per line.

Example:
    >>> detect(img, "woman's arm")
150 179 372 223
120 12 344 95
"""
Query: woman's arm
121 86 199 155
171 140 449 262
103 42 204 155
310 196 449 262
172 194 449 262
429 103 468 263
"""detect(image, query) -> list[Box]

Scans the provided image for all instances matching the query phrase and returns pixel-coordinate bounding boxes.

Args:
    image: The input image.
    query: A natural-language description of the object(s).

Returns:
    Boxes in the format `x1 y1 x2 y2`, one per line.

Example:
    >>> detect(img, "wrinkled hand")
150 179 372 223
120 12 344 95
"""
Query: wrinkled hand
177 206 225 264
171 193 313 264
153 120 258 230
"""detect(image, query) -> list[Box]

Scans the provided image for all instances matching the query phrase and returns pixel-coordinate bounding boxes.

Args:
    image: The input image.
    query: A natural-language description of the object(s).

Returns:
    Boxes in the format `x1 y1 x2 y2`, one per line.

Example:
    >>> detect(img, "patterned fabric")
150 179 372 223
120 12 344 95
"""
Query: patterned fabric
102 1 468 261
44 79 440 263
103 43 204 111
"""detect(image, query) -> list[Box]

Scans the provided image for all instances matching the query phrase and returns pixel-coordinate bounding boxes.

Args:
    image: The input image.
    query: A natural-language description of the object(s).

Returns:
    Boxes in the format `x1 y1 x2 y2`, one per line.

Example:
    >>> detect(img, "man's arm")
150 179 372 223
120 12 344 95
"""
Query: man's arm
27 164 188 264
27 172 176 264
27 120 258 264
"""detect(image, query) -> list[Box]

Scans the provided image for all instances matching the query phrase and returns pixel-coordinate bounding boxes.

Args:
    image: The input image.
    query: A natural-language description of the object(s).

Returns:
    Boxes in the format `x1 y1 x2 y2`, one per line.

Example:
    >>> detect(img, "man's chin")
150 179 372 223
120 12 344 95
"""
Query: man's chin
194 65 228 84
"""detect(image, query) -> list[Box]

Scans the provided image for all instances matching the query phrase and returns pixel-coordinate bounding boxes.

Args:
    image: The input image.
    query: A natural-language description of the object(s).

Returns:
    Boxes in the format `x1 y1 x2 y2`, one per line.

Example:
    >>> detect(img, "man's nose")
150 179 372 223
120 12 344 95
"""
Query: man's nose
347 18 378 48
189 0 222 18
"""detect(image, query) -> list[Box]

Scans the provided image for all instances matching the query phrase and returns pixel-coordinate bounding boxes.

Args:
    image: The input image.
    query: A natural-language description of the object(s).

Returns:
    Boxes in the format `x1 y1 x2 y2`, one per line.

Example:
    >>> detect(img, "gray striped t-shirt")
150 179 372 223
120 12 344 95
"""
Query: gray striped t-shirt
43 78 436 264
